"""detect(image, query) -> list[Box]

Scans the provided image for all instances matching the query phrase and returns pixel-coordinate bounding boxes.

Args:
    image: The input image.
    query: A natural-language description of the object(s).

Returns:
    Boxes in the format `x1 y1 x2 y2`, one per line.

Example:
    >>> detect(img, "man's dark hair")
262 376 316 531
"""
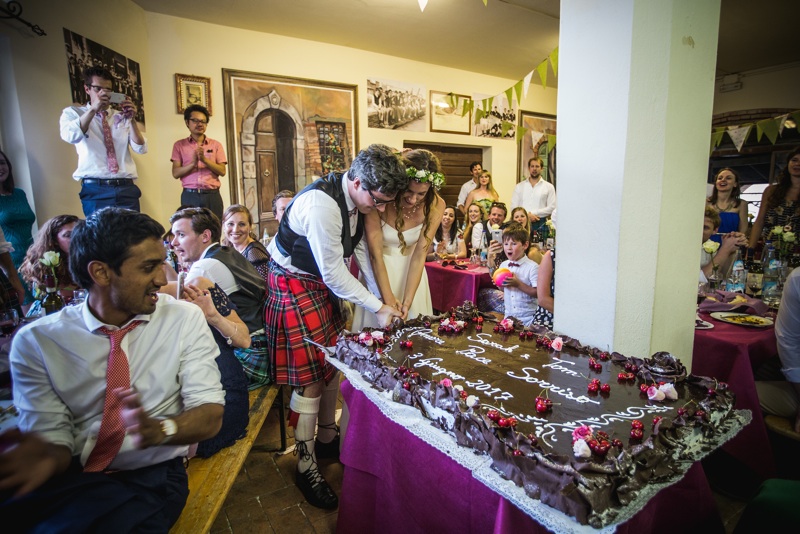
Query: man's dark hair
490 201 508 219
348 144 408 196
82 66 113 86
469 161 482 172
169 207 221 243
272 190 295 213
70 208 165 289
183 104 210 122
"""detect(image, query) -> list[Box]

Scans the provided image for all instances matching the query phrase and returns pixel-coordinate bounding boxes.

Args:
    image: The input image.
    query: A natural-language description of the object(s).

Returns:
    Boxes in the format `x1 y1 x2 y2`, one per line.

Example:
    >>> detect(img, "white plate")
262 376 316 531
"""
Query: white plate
695 319 714 330
710 312 773 328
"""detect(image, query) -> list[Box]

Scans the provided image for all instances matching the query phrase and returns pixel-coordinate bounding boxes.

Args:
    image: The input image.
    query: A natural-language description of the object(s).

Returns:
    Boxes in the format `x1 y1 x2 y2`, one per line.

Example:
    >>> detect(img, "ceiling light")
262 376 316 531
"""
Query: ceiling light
418 0 428 12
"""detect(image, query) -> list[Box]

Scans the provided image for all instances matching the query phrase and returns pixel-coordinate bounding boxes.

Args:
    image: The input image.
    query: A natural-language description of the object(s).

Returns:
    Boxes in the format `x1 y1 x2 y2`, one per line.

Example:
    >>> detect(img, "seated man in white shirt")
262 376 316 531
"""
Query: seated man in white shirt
0 207 224 531
168 207 265 334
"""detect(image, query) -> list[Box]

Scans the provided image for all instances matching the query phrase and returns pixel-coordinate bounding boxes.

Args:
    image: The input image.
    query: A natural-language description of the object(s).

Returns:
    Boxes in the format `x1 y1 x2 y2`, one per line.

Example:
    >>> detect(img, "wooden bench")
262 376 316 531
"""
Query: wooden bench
170 383 285 534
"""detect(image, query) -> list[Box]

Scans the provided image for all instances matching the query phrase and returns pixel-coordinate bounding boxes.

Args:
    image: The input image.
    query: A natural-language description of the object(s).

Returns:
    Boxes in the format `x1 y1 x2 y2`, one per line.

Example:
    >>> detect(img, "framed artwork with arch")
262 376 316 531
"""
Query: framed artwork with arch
222 69 359 234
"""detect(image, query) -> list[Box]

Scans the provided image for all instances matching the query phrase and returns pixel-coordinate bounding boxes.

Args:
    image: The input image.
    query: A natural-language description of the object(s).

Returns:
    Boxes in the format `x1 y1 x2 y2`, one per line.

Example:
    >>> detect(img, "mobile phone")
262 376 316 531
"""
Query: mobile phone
177 272 186 300
109 92 126 104
491 228 503 243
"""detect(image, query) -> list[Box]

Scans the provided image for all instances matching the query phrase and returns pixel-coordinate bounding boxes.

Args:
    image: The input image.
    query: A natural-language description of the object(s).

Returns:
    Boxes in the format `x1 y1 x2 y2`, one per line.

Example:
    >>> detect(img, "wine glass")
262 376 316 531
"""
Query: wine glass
0 309 19 337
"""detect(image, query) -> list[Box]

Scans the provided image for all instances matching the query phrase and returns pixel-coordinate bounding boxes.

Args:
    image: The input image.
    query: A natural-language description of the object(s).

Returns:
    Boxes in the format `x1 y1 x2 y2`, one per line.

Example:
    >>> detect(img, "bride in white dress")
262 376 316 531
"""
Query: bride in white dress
353 149 446 328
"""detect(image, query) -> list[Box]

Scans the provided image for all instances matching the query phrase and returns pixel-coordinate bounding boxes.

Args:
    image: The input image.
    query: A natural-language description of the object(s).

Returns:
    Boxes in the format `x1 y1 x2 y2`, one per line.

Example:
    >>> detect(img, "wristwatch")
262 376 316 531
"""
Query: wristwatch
157 417 178 445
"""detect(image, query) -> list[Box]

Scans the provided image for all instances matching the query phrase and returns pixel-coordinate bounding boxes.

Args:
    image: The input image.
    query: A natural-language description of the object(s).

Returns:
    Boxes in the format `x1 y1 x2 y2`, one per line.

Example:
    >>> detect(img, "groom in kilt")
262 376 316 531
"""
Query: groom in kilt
265 144 407 508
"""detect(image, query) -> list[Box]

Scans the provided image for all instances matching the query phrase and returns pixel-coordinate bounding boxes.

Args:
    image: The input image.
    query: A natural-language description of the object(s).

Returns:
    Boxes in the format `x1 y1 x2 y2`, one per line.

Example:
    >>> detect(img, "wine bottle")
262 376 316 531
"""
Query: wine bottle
42 274 65 316
745 260 763 298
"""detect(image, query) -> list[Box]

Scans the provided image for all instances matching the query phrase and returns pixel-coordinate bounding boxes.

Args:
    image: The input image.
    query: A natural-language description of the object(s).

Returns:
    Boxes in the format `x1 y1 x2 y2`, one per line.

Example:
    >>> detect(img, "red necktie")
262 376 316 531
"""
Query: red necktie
84 320 142 472
98 110 119 174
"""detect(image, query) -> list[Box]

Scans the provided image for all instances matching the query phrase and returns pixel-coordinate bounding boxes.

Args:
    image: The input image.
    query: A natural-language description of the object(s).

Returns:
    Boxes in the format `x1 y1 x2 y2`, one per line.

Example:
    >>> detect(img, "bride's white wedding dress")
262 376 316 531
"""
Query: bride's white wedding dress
352 222 432 329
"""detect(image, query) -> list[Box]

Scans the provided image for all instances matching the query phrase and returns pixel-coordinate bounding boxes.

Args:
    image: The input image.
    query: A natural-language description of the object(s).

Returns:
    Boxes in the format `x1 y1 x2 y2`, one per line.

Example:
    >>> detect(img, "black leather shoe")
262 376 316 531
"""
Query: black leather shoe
314 434 340 460
295 466 339 509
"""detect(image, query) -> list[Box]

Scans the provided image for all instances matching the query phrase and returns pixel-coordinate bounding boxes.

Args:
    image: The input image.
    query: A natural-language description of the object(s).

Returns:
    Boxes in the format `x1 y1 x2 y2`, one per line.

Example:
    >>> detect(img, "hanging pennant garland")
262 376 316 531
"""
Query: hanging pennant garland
711 109 800 153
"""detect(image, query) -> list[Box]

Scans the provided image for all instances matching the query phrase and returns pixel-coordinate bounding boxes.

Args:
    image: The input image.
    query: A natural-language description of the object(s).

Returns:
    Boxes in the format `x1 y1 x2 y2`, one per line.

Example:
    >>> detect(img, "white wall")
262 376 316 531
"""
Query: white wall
713 63 800 114
0 2 557 226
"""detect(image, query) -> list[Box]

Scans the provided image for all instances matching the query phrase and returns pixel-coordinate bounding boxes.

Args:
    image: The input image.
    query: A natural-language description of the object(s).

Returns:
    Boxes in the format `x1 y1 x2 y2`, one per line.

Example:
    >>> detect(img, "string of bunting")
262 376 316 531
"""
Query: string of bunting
710 110 800 153
446 47 558 150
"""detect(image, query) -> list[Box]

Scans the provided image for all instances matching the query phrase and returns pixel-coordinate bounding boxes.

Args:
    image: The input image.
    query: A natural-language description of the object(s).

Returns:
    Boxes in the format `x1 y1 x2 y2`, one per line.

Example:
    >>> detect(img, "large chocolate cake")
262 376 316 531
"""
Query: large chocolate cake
332 304 748 528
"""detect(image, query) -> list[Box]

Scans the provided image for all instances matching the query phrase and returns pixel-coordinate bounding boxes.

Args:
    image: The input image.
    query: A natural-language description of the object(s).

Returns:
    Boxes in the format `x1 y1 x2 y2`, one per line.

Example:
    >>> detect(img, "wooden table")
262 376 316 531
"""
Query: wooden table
692 313 778 479
424 261 493 312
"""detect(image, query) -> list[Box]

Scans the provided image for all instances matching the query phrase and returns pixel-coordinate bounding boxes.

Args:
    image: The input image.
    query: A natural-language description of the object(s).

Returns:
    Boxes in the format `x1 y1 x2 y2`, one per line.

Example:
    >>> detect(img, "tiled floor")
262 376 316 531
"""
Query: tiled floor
211 388 791 534
210 388 341 534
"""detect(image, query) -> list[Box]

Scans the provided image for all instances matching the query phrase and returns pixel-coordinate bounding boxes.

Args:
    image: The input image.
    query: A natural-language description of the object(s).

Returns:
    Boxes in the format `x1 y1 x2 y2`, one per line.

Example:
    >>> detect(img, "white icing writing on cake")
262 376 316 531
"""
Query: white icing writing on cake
413 358 465 381
542 359 581 377
455 346 492 365
405 328 445 345
463 379 513 401
467 333 519 353
506 367 600 406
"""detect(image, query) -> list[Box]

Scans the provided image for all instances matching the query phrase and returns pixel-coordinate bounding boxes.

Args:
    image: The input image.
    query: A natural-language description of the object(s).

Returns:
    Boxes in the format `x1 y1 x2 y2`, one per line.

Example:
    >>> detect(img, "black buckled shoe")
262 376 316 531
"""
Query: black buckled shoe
295 465 339 509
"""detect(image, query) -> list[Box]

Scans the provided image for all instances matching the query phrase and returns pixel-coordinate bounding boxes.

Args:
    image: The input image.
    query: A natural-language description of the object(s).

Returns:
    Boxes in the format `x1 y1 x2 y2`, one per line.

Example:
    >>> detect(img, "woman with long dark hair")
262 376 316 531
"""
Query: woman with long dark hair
706 167 748 242
428 205 466 261
20 215 81 297
750 147 800 250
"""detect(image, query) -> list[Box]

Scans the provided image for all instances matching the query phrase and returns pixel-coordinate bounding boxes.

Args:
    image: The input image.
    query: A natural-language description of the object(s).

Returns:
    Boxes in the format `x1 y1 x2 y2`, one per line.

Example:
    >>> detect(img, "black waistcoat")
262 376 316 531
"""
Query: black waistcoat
203 244 266 333
274 172 364 278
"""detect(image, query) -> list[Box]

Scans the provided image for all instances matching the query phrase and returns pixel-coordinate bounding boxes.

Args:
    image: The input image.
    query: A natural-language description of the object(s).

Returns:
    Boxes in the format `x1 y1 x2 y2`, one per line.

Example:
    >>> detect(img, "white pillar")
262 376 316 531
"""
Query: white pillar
555 0 721 366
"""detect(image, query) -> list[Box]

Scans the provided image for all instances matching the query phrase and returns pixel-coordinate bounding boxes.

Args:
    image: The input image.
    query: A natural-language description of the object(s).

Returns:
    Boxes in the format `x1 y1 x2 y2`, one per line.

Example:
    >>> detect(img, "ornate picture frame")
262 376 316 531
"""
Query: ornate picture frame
429 91 472 135
518 110 557 186
175 73 211 115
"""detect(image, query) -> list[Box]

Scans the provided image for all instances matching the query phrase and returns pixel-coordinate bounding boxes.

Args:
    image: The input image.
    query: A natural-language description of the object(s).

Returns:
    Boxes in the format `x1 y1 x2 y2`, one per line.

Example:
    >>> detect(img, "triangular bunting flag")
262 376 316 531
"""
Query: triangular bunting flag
505 87 515 110
546 134 557 153
530 130 545 148
483 97 493 113
516 126 528 142
710 129 725 154
792 111 800 132
777 114 788 134
446 93 457 110
522 71 533 99
513 80 523 106
756 118 780 145
536 60 548 89
501 121 513 137
549 47 559 77
474 108 485 124
726 125 751 152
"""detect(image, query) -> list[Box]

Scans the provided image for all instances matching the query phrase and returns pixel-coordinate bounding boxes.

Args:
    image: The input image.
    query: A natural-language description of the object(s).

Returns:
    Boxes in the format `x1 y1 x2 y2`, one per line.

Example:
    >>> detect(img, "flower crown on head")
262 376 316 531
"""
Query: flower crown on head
406 166 445 190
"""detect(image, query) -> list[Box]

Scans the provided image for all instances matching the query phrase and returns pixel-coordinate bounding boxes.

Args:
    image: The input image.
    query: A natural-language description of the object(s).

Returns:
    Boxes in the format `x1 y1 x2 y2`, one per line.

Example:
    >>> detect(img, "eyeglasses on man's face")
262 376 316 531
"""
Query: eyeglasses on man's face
188 118 208 125
367 189 394 207
87 84 112 92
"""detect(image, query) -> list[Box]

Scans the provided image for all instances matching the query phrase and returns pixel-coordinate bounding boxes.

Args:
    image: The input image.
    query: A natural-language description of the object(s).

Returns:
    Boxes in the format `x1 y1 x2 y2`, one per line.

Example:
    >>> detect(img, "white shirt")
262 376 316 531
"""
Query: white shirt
10 295 224 471
267 174 383 314
511 178 557 218
188 244 239 296
500 255 539 326
59 104 147 180
470 222 487 251
457 179 478 209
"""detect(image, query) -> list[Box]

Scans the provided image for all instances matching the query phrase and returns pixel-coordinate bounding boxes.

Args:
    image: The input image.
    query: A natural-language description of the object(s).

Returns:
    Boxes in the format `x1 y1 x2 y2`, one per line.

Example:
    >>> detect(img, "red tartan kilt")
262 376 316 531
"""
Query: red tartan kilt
264 265 342 387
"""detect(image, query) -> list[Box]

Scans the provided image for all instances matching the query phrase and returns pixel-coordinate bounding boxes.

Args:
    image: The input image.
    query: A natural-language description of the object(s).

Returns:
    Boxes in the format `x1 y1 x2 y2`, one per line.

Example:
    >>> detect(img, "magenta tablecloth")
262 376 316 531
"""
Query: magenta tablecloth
338 380 722 533
692 314 778 478
425 262 493 312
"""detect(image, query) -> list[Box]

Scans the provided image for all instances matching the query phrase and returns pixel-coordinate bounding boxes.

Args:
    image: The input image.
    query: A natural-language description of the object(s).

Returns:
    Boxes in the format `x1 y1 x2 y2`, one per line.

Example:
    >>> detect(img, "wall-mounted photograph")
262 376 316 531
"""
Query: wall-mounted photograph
223 69 358 232
429 91 472 135
63 28 145 126
473 92 517 139
518 110 557 186
367 78 426 131
175 73 211 115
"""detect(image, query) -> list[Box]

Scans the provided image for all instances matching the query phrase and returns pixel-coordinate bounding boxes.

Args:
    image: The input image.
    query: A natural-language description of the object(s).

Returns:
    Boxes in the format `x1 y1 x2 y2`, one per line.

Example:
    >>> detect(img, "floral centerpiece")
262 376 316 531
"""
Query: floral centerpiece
702 239 721 288
769 225 796 261
36 251 61 298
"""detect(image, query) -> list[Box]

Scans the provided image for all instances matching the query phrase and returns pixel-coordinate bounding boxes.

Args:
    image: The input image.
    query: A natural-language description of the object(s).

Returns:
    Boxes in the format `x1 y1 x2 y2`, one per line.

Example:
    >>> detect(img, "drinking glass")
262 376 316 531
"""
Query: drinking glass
71 289 87 305
0 309 19 337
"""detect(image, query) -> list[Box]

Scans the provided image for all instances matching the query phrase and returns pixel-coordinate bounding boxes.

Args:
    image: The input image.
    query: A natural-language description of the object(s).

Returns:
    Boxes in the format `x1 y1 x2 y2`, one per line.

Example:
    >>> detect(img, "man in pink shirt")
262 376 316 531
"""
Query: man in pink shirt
171 105 227 220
